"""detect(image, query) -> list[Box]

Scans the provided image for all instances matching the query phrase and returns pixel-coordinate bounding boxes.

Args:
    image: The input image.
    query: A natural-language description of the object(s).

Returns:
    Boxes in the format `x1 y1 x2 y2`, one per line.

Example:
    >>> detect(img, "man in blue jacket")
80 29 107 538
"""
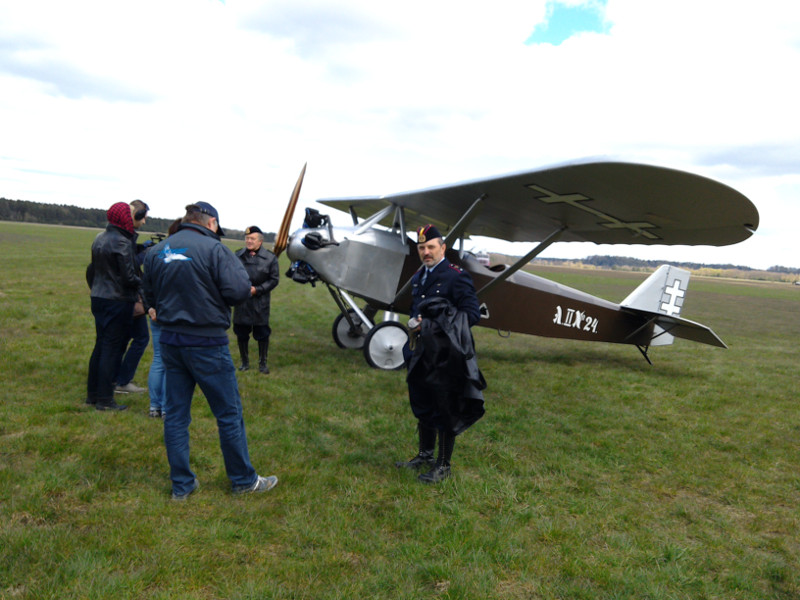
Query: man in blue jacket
143 202 278 500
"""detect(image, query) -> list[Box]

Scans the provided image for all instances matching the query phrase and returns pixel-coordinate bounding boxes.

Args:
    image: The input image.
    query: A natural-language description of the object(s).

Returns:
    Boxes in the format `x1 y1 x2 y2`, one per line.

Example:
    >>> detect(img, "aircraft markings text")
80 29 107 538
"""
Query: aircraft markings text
479 303 490 319
526 184 661 240
553 305 599 333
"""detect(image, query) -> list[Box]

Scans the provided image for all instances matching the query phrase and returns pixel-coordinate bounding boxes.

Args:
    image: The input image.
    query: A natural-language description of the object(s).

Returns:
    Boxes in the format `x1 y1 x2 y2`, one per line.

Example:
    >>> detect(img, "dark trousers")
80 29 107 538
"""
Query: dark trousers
87 297 134 403
233 323 271 342
115 314 150 385
407 379 448 431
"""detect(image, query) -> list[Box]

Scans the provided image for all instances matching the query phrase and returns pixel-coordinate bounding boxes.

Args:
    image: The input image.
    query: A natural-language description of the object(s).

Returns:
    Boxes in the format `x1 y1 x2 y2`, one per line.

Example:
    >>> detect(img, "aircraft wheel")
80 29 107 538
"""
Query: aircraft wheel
363 321 408 370
332 310 369 349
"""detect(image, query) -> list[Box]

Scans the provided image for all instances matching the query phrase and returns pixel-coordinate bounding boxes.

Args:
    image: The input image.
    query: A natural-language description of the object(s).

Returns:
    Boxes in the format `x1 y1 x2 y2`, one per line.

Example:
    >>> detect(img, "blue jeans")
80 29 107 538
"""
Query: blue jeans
87 297 134 403
147 319 165 412
160 343 258 495
115 314 150 385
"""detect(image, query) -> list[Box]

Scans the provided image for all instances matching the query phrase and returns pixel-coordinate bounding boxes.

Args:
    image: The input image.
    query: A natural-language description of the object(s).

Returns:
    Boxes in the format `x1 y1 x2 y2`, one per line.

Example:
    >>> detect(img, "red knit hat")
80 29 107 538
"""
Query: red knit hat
107 202 134 233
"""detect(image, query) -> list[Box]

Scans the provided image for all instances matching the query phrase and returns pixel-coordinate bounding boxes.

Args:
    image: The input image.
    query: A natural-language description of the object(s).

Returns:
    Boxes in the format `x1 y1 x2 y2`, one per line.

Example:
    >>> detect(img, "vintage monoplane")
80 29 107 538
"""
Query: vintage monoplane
272 160 758 370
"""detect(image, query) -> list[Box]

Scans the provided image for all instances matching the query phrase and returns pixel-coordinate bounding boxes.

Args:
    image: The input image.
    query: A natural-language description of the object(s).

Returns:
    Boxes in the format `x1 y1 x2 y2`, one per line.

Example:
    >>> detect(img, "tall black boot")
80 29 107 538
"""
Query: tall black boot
395 423 436 469
237 338 250 371
257 339 269 374
419 429 455 483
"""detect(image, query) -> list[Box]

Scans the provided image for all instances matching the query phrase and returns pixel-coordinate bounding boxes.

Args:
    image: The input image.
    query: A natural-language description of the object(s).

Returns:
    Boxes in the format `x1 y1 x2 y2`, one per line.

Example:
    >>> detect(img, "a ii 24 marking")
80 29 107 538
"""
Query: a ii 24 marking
553 305 598 333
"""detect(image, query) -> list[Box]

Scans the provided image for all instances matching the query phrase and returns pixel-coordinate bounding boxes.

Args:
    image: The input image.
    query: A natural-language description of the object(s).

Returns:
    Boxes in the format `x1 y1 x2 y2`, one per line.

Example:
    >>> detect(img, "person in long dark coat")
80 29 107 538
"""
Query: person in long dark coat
396 224 485 483
233 226 280 374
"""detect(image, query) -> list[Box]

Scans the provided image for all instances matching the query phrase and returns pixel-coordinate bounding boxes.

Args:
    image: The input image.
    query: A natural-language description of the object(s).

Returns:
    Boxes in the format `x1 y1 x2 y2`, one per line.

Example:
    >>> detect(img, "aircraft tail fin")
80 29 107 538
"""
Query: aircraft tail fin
621 265 690 317
620 265 725 348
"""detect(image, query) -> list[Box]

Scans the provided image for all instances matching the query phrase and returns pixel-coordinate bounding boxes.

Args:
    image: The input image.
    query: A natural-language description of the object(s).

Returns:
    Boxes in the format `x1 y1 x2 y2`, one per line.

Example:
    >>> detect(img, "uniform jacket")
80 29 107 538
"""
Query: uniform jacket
89 224 141 303
410 260 481 327
142 223 251 338
233 245 280 326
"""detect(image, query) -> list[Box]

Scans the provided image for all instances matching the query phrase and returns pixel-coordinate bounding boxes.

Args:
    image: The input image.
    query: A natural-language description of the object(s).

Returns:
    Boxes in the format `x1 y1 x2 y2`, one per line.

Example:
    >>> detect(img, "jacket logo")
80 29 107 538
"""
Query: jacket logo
158 243 192 263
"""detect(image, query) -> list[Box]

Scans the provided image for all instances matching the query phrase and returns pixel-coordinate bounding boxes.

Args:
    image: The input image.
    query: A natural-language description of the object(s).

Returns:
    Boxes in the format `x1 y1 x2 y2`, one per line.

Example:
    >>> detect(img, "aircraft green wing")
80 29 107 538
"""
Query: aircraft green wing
317 160 758 246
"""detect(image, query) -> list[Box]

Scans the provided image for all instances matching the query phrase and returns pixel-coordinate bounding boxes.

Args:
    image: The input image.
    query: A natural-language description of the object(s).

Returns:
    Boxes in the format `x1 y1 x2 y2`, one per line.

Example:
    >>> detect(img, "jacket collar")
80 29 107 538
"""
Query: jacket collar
107 223 136 240
178 222 220 240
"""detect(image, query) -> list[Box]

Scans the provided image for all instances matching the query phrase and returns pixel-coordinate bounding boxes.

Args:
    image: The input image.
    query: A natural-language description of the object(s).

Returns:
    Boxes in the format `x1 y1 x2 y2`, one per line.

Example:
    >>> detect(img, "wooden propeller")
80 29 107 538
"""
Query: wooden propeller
273 163 307 256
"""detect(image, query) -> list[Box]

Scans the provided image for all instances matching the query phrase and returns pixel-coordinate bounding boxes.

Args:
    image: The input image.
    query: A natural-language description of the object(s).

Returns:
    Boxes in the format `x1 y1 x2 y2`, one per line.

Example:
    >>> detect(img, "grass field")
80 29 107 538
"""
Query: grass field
1 221 798 599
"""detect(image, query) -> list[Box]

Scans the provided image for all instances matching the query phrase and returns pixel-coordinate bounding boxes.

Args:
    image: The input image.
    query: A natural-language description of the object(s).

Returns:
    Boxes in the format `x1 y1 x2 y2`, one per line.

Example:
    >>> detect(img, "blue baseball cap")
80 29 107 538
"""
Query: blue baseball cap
187 202 225 236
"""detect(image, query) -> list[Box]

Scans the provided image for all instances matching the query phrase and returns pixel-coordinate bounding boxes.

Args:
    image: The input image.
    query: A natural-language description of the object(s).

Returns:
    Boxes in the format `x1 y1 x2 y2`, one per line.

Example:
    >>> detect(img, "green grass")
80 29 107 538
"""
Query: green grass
1 221 799 599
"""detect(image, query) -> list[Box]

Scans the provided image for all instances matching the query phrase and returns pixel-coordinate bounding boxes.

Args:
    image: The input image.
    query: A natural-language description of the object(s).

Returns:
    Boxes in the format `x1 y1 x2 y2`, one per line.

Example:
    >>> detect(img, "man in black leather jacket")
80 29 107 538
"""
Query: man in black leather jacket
233 226 280 374
86 201 147 411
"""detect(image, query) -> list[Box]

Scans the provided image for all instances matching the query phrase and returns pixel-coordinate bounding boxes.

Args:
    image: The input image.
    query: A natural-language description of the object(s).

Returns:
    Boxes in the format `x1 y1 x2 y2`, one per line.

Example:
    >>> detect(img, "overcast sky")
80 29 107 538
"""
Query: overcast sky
1 0 798 269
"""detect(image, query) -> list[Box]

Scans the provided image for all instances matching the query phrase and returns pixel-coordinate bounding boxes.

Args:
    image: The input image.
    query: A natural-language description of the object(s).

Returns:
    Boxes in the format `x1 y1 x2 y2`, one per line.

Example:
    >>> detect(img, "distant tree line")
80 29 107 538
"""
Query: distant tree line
581 254 757 272
579 254 798 275
537 254 799 275
0 198 275 242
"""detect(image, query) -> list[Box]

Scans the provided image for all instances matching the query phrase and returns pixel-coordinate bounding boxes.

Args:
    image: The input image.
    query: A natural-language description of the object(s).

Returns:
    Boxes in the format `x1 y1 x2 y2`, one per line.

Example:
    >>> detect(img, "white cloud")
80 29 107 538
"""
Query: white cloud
0 0 798 269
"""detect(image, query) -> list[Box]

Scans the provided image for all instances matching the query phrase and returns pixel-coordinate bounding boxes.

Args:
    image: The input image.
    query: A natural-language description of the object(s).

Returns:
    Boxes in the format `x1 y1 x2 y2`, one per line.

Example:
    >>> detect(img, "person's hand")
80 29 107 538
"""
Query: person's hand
250 286 257 296
148 307 157 321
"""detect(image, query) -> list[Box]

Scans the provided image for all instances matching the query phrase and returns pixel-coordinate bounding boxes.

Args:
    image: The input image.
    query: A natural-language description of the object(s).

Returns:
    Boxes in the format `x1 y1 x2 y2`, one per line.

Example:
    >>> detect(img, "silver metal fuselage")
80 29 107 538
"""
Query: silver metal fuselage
286 225 410 306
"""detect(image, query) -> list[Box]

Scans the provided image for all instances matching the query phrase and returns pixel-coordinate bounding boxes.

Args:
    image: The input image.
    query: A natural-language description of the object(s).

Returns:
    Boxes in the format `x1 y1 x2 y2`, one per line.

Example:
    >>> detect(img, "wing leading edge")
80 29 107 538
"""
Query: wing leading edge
318 160 758 247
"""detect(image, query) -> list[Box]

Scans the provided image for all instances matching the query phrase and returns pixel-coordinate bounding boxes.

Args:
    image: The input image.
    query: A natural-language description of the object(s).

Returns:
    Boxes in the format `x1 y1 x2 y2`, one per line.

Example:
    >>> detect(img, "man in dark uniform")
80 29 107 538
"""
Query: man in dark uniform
397 224 485 483
233 226 280 374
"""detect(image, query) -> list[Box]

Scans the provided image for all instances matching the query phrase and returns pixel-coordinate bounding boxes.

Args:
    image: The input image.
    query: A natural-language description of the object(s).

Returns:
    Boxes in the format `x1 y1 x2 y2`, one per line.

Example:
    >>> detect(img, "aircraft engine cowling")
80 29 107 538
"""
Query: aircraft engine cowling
286 226 409 306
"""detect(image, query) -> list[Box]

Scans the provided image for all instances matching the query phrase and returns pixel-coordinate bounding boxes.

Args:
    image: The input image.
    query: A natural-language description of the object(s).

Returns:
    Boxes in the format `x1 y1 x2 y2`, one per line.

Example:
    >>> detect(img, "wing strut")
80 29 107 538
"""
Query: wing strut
354 205 395 236
477 226 567 298
443 195 486 252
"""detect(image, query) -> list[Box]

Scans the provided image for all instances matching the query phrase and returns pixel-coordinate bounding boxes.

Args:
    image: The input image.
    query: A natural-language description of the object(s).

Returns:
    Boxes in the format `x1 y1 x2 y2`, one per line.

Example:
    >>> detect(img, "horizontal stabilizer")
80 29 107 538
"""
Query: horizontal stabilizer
624 309 727 348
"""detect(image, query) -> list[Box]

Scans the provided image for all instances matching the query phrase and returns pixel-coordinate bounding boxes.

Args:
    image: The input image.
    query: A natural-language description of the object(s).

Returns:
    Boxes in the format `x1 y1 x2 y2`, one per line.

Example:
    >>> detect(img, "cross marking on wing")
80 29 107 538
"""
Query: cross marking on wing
526 183 661 239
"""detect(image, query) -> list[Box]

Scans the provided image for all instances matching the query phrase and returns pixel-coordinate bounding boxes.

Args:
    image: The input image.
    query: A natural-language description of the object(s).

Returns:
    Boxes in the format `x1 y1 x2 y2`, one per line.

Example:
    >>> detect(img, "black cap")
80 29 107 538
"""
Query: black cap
245 226 263 235
416 224 442 243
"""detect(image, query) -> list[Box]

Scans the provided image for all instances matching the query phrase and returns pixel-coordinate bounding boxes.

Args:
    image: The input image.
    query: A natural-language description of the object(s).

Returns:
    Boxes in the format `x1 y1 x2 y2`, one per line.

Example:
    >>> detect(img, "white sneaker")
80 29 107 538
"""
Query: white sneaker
233 475 278 495
115 382 146 393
